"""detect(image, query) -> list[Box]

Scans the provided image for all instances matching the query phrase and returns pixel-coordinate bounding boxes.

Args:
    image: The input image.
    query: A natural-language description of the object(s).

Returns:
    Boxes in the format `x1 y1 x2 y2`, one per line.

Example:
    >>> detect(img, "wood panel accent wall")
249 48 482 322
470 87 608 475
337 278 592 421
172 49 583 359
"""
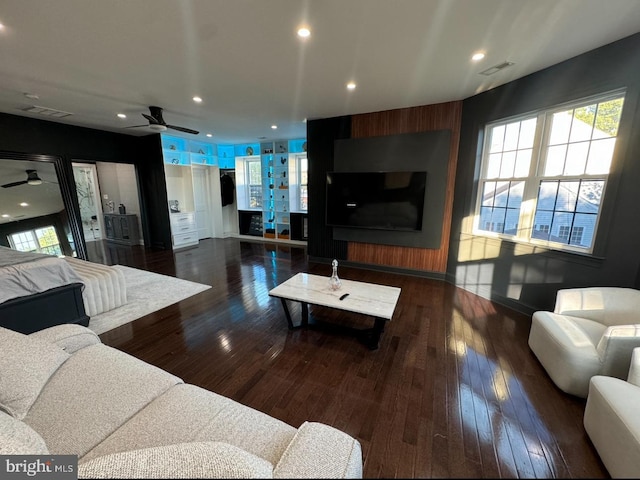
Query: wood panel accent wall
349 101 462 272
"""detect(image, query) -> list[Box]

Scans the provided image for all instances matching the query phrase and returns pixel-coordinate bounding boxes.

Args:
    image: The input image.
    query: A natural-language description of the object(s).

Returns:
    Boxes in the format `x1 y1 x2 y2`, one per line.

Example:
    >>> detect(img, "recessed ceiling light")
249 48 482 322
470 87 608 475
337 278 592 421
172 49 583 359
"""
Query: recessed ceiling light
346 82 357 90
206 133 213 137
193 96 203 103
0 23 5 31
24 93 39 100
271 125 278 130
1 214 9 218
117 113 127 119
297 27 310 38
19 202 29 207
472 52 486 61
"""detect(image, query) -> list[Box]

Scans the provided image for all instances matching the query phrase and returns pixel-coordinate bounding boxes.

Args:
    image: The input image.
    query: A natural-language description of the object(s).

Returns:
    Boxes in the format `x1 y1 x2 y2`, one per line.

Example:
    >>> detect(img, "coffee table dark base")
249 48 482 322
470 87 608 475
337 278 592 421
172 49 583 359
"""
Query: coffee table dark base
279 298 386 350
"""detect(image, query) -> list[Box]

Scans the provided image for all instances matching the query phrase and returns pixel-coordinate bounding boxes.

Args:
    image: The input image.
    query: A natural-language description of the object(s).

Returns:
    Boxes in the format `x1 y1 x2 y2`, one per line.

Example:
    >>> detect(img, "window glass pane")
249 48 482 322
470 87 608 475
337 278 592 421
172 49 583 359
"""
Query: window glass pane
481 181 496 206
544 145 567 176
576 180 604 213
489 125 505 153
556 181 579 212
586 138 615 174
537 181 558 210
490 208 506 233
486 153 501 178
507 181 524 208
532 211 552 240
518 118 537 149
551 212 574 244
514 149 532 177
549 111 571 145
569 104 596 143
564 142 589 175
503 123 520 151
499 151 516 178
593 98 624 139
571 214 596 247
494 181 509 207
505 209 520 235
479 207 493 231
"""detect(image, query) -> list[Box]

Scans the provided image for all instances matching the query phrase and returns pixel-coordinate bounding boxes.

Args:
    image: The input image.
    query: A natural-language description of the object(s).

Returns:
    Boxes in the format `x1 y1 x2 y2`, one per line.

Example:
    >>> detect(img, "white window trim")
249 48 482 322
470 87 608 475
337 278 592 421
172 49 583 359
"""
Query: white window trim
472 89 625 255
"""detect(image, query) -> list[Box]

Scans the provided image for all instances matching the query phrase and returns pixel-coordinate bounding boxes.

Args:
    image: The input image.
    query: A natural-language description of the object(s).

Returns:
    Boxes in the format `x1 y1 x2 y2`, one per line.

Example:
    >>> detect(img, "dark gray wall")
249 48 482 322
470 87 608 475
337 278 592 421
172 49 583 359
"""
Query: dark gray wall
448 32 640 314
332 130 450 248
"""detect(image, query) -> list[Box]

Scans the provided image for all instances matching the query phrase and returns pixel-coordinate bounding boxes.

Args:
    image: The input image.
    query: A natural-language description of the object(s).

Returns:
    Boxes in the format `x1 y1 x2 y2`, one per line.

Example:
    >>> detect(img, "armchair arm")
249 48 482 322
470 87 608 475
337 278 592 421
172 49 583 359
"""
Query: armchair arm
555 287 640 325
596 324 640 378
628 348 640 387
29 324 101 354
78 442 273 479
273 422 362 479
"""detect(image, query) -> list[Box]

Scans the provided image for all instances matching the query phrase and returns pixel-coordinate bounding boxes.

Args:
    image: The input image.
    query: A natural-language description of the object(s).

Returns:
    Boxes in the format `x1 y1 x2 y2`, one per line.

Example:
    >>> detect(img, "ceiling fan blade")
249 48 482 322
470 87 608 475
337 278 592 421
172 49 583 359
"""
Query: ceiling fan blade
167 124 200 135
142 113 161 125
1 180 28 189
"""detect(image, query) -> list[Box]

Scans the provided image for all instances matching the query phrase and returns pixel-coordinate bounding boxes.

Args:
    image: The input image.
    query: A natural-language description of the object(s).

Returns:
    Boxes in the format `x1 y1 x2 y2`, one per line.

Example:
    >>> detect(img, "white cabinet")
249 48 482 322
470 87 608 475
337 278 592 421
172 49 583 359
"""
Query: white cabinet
169 212 198 249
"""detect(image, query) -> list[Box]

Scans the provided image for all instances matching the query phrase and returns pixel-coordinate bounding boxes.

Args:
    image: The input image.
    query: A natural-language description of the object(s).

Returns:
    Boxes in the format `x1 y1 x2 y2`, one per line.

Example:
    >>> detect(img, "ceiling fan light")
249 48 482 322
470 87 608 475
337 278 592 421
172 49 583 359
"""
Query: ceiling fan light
149 124 167 132
28 178 42 186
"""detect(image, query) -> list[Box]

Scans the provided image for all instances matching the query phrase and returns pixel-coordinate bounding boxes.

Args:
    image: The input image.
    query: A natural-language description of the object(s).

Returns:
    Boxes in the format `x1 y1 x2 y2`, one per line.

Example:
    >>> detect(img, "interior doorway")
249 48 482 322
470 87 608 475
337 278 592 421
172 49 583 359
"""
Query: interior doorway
192 165 213 239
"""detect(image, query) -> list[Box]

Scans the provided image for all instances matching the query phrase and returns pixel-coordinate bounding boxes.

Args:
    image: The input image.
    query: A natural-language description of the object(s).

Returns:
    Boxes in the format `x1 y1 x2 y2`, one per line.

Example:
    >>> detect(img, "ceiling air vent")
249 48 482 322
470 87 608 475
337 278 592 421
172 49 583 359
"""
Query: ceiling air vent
479 61 515 76
20 105 73 118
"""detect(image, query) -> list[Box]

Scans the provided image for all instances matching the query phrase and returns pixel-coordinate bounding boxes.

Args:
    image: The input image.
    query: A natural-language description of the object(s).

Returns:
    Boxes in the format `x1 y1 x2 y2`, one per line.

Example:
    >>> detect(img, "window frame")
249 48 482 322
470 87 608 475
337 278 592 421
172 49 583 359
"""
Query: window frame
297 155 308 212
473 89 626 255
245 157 263 210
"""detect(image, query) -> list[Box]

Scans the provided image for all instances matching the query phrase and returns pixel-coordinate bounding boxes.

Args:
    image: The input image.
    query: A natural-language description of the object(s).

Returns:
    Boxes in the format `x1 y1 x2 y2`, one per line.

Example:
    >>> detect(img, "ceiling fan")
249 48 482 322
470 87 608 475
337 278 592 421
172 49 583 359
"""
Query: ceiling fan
1 170 54 189
127 106 199 135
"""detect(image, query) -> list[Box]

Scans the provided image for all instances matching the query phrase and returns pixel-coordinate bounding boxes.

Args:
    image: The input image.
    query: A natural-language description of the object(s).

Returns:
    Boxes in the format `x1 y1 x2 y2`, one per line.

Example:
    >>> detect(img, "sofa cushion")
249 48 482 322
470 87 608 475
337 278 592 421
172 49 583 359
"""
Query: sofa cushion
82 384 296 466
29 324 101 353
273 422 363 478
0 410 49 455
24 343 182 457
0 327 69 419
78 442 273 479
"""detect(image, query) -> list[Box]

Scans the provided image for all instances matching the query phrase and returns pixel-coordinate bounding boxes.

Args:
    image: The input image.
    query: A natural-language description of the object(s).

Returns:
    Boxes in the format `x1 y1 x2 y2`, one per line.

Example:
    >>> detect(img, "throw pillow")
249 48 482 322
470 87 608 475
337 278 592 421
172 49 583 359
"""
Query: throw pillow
0 327 70 419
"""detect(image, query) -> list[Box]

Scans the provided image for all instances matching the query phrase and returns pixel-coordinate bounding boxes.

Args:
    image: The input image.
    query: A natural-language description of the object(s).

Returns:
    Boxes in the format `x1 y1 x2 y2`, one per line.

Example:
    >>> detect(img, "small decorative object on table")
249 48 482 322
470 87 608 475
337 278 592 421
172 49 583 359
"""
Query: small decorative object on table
169 200 180 213
329 259 342 291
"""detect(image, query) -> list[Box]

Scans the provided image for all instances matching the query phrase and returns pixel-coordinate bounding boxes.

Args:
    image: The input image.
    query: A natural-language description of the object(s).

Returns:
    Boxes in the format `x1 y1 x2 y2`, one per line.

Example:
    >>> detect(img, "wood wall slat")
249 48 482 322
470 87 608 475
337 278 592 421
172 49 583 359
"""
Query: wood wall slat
349 102 462 272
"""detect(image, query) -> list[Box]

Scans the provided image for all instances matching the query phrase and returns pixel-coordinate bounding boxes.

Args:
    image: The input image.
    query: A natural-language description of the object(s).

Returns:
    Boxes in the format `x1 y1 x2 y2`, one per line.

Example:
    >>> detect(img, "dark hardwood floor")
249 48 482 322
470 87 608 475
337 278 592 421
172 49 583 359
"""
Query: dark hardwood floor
89 238 608 478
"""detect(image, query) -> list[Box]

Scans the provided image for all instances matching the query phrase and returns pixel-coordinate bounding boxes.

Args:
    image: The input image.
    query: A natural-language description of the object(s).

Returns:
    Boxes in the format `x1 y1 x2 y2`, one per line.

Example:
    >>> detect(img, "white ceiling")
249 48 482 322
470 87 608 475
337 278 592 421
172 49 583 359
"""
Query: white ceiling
0 160 64 224
0 0 639 144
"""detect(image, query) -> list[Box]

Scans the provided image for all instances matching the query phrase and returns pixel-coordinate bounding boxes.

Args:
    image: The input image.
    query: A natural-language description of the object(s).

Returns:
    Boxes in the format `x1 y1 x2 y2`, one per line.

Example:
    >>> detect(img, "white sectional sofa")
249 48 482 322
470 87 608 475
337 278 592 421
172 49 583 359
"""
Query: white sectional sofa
584 347 640 478
0 324 362 478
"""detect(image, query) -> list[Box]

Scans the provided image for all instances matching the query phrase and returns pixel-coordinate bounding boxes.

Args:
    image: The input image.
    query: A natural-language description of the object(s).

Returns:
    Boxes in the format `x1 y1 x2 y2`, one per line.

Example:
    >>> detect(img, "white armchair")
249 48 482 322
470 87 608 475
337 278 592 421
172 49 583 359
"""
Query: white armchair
584 348 640 478
528 287 640 398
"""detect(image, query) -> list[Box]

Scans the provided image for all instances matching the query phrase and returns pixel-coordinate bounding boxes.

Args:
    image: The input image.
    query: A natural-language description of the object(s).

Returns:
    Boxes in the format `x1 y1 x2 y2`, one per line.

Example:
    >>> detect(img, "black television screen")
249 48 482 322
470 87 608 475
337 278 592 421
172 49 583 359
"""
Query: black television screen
326 171 427 231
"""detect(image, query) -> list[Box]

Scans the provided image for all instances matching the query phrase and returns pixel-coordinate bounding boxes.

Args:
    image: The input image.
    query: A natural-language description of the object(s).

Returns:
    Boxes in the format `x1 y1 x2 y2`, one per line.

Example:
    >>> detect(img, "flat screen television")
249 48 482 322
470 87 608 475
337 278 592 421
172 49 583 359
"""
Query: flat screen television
326 171 427 231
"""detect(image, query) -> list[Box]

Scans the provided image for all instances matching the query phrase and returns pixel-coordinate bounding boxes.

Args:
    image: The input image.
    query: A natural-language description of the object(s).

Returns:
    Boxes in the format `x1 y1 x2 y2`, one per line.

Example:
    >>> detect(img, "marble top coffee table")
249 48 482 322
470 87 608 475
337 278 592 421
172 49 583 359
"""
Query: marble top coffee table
268 272 401 349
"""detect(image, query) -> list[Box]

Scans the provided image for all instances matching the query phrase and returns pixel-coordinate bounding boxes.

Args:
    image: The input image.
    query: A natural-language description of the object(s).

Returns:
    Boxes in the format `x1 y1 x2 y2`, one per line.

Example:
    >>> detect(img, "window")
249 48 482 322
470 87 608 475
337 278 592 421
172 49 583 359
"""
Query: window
298 156 308 211
9 226 62 256
475 91 625 253
246 158 262 208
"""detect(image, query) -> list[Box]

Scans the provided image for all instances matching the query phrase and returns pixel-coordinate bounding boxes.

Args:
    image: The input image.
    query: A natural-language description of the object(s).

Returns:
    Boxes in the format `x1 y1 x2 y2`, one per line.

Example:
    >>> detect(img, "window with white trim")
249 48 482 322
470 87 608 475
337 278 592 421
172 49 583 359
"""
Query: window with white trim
246 158 262 209
9 226 62 256
475 91 625 253
298 156 308 211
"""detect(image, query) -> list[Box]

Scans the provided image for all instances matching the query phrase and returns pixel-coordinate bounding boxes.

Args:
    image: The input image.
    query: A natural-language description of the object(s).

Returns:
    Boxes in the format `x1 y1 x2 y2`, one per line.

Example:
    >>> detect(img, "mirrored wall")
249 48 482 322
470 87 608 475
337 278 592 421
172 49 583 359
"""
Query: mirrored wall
0 151 86 259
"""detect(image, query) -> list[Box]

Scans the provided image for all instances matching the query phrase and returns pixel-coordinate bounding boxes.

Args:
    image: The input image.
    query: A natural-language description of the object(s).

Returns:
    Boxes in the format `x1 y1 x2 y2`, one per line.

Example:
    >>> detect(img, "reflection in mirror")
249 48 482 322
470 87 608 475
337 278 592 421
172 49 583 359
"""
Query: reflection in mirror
0 158 77 257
